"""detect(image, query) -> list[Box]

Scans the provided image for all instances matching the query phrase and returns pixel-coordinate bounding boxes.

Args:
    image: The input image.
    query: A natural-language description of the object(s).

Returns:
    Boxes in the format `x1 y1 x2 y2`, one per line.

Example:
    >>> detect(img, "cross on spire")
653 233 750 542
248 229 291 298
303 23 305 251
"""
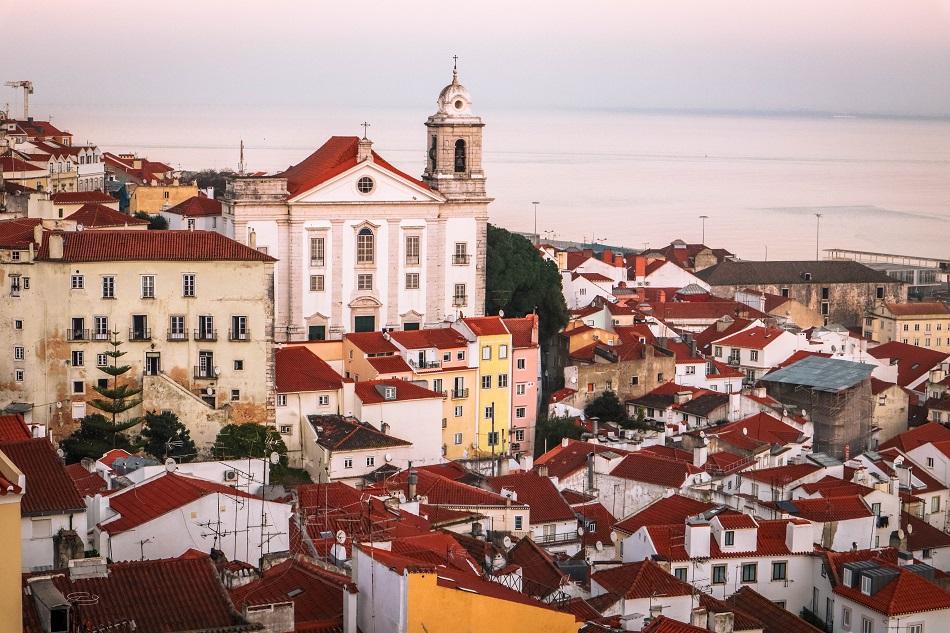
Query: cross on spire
452 55 459 71
360 121 371 140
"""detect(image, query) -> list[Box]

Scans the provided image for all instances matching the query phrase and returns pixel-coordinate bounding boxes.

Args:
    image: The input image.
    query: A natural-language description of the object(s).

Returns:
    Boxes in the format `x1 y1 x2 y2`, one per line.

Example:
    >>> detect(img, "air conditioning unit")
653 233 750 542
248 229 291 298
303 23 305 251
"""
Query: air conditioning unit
224 470 238 482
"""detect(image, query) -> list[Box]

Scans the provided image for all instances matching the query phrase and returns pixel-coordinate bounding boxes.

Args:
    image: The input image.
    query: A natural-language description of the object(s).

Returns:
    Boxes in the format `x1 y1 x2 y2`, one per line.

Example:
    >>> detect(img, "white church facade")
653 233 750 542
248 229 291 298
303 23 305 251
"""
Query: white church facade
223 69 490 341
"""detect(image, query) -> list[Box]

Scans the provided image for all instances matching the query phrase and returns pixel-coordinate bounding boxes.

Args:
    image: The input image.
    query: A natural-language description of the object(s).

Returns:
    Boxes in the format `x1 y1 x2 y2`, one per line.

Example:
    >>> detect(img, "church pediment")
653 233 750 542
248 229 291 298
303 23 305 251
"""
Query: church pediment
349 295 383 309
290 162 444 204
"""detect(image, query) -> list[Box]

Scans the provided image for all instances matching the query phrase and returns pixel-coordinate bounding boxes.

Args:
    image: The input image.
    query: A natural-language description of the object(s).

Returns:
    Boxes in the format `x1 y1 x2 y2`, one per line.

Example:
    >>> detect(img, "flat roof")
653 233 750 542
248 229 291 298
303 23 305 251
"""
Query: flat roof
761 356 874 392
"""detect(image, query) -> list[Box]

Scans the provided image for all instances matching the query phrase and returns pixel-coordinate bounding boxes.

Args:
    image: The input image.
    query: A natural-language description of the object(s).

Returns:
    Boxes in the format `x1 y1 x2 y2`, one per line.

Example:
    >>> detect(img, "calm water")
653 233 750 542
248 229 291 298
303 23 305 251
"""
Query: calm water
49 104 950 260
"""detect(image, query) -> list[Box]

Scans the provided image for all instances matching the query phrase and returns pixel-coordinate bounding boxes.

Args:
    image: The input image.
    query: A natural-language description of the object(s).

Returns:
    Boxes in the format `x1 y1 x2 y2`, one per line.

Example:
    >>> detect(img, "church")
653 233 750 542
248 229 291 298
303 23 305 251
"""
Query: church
223 67 490 341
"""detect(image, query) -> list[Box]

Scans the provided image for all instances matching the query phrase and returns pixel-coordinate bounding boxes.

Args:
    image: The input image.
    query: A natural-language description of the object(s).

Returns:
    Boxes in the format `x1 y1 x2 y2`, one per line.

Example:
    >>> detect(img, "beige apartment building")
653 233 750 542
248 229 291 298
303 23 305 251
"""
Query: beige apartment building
0 226 275 445
864 301 950 352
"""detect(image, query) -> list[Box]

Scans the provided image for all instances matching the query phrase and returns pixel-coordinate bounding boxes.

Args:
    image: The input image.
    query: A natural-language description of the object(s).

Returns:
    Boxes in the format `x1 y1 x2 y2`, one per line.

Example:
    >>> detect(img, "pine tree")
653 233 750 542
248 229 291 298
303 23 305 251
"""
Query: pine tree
87 332 143 445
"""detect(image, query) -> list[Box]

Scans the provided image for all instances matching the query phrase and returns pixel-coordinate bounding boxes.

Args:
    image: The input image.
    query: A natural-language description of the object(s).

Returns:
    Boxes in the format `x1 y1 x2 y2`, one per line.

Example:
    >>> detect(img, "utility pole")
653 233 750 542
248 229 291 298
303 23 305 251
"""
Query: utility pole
532 201 540 238
815 212 822 260
699 215 709 244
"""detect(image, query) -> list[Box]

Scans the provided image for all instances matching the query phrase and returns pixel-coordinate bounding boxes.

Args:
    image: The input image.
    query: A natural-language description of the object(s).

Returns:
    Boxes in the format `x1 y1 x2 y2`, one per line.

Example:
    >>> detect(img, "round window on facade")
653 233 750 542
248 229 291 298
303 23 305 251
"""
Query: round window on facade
357 176 374 194
454 99 464 110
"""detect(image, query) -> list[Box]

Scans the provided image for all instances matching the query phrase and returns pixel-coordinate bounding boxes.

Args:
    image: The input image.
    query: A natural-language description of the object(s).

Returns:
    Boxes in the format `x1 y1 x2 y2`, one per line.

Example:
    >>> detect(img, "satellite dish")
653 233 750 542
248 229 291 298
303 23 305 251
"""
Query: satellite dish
742 427 748 435
336 530 347 544
56 448 65 458
385 453 392 463
498 309 504 317
595 540 604 552
610 530 619 544
898 529 906 540
164 457 177 472
894 456 904 468
205 387 215 396
577 526 585 537
269 451 280 465
782 409 789 417
502 536 513 549
907 523 914 535
55 401 62 409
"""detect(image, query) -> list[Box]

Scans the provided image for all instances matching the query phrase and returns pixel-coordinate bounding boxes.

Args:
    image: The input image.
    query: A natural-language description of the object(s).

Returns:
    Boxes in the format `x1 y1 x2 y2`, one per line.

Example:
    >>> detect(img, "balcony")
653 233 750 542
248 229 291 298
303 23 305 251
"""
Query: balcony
129 328 152 342
66 329 89 342
310 258 325 268
453 296 467 307
194 366 218 380
194 329 217 342
167 329 189 342
452 254 471 265
92 331 110 341
451 388 469 399
406 255 420 266
229 330 250 342
410 359 441 370
728 357 741 366
532 531 580 546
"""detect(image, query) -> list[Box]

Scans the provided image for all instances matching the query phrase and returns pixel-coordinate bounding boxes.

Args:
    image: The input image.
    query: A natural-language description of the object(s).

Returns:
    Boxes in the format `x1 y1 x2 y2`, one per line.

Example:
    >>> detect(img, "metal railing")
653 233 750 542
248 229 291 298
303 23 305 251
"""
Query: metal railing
410 359 441 370
194 329 217 342
92 331 110 341
451 388 469 399
406 255 420 266
532 531 580 545
229 330 250 341
453 254 471 265
129 328 151 342
167 329 188 341
194 366 218 379
453 296 467 307
66 329 89 341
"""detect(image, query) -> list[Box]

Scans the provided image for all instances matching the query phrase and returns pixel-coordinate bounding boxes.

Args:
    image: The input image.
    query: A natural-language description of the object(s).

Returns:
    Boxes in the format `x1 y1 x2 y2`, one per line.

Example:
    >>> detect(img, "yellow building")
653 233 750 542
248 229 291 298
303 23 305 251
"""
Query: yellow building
864 301 950 351
130 182 199 214
0 447 24 632
455 317 513 458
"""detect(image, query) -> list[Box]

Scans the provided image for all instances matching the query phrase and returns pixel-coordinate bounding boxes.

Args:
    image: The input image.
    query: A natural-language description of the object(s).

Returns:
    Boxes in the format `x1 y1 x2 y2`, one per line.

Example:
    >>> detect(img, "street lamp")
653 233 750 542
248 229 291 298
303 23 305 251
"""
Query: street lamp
699 215 709 244
532 201 540 237
815 212 822 260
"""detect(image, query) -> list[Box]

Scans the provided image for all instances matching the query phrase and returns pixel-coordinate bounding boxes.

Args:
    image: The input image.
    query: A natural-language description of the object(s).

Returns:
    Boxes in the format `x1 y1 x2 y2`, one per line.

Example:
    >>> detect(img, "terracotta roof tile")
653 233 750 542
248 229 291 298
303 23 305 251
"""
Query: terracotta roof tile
276 346 344 392
726 586 826 633
307 414 410 451
693 317 757 351
0 217 41 248
487 471 576 523
164 195 222 217
64 463 108 497
641 616 708 633
715 514 758 529
66 203 148 228
367 354 413 375
741 463 821 486
36 229 276 262
503 316 538 348
592 560 694 599
885 302 950 317
832 562 950 616
354 379 443 404
344 331 398 354
648 518 807 561
880 422 950 452
388 327 468 350
534 439 630 480
51 191 116 205
614 494 719 535
781 495 872 522
868 342 950 389
506 536 568 598
0 414 32 442
0 438 85 515
461 316 510 337
369 468 524 508
713 326 791 350
609 452 703 487
573 501 616 546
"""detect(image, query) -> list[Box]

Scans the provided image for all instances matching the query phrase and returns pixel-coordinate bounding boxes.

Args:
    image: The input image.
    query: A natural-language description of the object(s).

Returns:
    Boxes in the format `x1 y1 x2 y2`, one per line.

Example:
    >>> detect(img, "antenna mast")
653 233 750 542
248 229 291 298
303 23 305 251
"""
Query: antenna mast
238 139 245 175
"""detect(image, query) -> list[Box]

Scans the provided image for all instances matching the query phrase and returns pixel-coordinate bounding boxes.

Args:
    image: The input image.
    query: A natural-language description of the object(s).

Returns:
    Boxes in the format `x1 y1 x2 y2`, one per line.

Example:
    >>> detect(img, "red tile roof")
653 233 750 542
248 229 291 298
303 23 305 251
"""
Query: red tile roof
487 471 576 523
280 136 430 197
230 556 353 629
868 342 950 388
693 317 757 351
776 350 831 369
354 379 443 404
389 327 468 350
832 562 950 616
885 302 950 316
782 495 872 522
707 412 804 451
726 586 826 633
50 191 116 205
36 229 276 262
609 452 703 487
903 511 950 551
573 501 616 546
0 414 31 442
713 326 790 350
308 414 411 451
503 316 538 348
647 518 806 561
344 331 398 354
614 494 719 534
164 195 222 217
506 536 568 598
66 203 149 228
64 463 108 497
534 439 630 480
649 301 765 321
715 514 758 529
548 387 576 404
641 616 708 633
880 422 950 453
22 555 248 633
592 559 694 599
370 468 526 508
741 462 821 486
461 316 510 337
367 354 413 375
0 217 41 248
276 346 344 393
0 438 85 515
0 155 45 172
100 471 264 534
98 448 132 468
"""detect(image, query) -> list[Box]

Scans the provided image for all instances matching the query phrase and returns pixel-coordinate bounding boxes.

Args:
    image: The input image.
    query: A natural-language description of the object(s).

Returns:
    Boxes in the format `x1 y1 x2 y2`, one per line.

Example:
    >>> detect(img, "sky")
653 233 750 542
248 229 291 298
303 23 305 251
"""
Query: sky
5 0 950 117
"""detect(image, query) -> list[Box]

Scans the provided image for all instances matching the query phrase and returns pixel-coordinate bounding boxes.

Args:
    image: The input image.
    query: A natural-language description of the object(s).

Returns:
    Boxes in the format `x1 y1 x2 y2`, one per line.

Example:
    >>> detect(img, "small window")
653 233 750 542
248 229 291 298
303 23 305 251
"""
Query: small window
482 375 492 389
714 346 723 357
96 353 108 367
485 406 494 420
357 274 373 291
356 227 375 263
72 380 84 394
454 405 463 417
102 275 115 298
454 432 463 444
481 346 491 360
781 287 790 298
750 350 759 362
514 515 523 531
499 344 508 359
14 346 25 361
309 236 325 266
344 458 353 469
927 457 935 468
516 407 526 418
516 358 526 370
673 567 688 582
310 275 325 292
279 425 292 435
516 383 526 395
860 575 871 595
876 286 885 299
182 273 196 297
141 275 155 298
861 616 873 633
31 518 52 539
514 429 525 441
70 350 83 366
841 606 851 630
657 372 664 382
319 395 330 406
356 176 375 194
230 389 240 401
712 564 727 584
14 369 24 382
277 394 287 407
771 561 787 581
71 274 84 289
234 359 244 371
630 376 639 386
724 530 735 546
498 374 508 388
366 456 375 467
11 251 20 262
405 273 420 290
741 562 757 583
14 320 22 330
405 235 420 265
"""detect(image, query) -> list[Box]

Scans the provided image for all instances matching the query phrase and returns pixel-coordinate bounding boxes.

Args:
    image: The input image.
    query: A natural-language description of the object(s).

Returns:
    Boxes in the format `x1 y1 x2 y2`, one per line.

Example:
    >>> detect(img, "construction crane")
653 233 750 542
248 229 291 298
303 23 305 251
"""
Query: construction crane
4 80 34 119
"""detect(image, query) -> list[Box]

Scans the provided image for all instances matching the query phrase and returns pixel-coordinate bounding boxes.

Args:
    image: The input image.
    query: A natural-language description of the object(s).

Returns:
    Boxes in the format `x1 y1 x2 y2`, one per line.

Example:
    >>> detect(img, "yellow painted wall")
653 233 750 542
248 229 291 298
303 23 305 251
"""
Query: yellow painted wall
0 451 23 632
406 572 578 633
425 367 477 460
130 183 198 214
474 333 513 457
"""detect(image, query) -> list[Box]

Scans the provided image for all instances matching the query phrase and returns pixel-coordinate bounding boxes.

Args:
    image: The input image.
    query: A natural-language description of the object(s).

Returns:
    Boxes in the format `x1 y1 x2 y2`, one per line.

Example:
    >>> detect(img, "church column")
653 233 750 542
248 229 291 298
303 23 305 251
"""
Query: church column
386 218 400 329
474 214 488 317
275 216 292 342
425 217 447 324
330 219 345 336
287 218 305 341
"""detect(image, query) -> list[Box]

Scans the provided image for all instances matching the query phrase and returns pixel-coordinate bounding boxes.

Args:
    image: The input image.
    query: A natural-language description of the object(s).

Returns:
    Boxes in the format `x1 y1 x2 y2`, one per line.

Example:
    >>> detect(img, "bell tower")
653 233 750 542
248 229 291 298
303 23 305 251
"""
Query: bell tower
422 61 486 199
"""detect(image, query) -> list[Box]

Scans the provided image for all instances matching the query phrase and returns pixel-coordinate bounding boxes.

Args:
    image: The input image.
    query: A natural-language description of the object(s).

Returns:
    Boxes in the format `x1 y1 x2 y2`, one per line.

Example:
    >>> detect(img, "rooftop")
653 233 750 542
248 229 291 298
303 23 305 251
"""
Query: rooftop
696 260 896 286
0 438 85 515
36 229 276 263
275 346 344 392
307 414 411 452
761 355 874 392
66 203 149 228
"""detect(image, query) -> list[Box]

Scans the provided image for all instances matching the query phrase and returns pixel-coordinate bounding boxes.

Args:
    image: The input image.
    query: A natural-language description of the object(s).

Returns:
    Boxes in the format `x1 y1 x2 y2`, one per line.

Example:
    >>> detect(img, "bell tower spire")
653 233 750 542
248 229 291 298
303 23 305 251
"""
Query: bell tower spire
422 58 486 199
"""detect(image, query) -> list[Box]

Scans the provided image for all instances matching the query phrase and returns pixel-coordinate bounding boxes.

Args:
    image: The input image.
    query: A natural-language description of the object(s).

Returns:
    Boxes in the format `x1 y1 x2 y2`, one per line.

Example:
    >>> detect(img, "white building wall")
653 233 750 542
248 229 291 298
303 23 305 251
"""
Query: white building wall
21 511 88 571
355 398 444 467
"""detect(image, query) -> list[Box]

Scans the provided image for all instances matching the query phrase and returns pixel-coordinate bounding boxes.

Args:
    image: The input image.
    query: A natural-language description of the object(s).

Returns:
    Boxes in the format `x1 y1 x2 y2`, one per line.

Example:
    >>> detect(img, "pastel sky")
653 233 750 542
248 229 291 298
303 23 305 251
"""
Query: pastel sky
5 0 950 116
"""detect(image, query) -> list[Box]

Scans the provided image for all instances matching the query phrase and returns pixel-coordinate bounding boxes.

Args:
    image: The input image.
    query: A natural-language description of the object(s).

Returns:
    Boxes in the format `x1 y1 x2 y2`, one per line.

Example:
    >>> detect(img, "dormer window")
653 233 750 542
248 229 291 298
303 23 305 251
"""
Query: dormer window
383 386 396 401
860 574 871 595
843 568 852 586
723 530 735 546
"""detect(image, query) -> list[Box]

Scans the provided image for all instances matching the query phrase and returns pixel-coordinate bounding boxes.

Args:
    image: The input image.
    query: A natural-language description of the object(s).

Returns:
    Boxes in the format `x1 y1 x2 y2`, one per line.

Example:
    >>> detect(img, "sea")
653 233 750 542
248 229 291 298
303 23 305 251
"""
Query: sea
44 104 950 261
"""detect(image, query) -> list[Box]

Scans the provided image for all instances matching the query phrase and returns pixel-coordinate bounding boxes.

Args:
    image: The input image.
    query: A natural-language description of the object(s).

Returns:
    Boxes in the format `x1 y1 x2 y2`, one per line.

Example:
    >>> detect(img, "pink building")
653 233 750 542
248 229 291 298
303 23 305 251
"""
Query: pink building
504 315 541 457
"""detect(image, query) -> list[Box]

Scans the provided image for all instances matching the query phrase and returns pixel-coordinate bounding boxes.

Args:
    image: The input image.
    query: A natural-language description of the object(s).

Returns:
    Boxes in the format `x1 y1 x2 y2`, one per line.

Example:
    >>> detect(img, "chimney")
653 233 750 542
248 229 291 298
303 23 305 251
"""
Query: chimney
586 451 595 492
634 255 647 280
583 248 593 259
657 290 667 303
753 387 766 398
601 249 613 264
357 137 374 162
33 223 43 244
888 474 900 497
614 254 625 268
692 442 708 468
48 233 63 260
68 556 109 581
674 391 692 405
709 611 735 633
561 437 570 448
690 608 708 629
407 470 418 500
785 520 814 553
684 518 711 558
27 578 70 633
247 230 257 249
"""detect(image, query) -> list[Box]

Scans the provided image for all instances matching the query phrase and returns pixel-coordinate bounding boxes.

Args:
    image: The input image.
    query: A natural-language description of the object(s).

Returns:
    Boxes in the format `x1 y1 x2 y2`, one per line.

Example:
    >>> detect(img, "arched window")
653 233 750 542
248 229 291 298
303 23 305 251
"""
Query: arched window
454 139 466 173
356 227 375 264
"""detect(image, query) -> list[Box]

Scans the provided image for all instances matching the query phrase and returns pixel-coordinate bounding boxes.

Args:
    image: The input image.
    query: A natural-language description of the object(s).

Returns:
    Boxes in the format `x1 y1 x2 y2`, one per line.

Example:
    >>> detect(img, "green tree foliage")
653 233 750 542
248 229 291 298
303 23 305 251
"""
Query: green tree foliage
134 212 168 230
141 411 197 463
213 423 293 481
534 415 584 457
584 391 627 422
485 224 568 341
62 333 143 461
60 413 133 463
181 169 235 198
